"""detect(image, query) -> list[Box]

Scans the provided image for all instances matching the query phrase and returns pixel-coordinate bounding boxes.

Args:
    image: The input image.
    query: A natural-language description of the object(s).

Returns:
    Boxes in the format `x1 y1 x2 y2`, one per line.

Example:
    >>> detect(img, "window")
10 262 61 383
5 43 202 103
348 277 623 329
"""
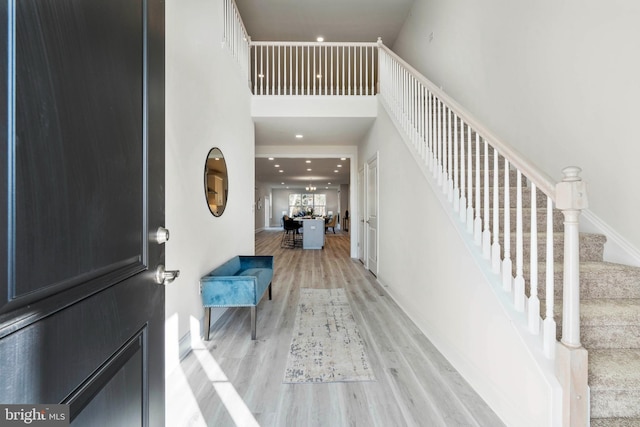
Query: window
289 193 326 216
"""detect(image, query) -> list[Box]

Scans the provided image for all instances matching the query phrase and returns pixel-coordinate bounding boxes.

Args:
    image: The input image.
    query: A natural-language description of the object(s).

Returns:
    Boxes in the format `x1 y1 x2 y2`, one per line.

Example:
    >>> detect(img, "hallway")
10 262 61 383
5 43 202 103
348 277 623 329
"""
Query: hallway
166 230 504 426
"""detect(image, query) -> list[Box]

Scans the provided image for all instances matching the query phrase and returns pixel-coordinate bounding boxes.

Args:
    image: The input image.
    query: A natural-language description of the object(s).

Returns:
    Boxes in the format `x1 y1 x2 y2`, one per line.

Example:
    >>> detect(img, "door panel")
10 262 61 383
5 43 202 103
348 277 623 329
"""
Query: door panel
0 0 165 425
366 155 378 275
357 168 365 263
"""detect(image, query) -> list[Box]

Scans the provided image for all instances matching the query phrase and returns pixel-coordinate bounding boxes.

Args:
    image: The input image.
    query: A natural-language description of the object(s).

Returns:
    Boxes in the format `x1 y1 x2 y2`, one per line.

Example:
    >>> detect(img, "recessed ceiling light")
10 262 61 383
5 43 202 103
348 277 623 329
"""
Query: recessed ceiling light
274 164 280 167
295 134 303 139
325 187 329 189
317 36 324 42
334 170 339 173
281 182 285 185
268 157 274 161
337 164 342 167
307 168 312 171
340 157 346 161
279 170 284 173
305 160 311 163
316 74 322 79
258 74 264 78
328 182 331 185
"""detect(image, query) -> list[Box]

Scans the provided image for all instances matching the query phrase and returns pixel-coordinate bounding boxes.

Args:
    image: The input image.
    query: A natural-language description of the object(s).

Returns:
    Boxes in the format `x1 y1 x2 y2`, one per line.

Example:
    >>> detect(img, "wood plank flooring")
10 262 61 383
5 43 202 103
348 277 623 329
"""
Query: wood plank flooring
166 230 505 426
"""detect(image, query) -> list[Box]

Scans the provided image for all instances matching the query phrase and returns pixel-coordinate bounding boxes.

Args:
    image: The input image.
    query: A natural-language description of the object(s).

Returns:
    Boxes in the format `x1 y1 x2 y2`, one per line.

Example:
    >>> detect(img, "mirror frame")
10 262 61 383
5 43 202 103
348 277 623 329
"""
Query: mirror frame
204 147 228 217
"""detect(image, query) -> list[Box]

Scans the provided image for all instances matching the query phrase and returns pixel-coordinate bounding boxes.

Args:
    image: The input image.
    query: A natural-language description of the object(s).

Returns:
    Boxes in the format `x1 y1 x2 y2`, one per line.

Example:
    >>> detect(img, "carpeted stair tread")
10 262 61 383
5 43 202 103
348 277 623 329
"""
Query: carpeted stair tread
541 298 640 348
580 299 640 326
591 418 640 427
580 299 640 349
529 262 640 300
589 349 640 418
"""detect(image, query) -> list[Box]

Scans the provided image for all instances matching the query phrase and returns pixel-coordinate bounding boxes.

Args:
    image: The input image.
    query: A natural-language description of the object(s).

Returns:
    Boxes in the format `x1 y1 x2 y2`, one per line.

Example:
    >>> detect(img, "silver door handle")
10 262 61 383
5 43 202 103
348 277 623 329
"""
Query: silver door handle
155 265 180 285
154 227 170 244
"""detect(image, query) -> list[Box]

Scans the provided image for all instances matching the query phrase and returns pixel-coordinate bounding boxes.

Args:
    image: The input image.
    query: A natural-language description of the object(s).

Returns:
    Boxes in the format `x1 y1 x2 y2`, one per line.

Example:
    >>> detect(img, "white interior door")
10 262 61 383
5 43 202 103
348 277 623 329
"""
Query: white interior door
366 154 378 275
358 167 365 263
264 196 270 227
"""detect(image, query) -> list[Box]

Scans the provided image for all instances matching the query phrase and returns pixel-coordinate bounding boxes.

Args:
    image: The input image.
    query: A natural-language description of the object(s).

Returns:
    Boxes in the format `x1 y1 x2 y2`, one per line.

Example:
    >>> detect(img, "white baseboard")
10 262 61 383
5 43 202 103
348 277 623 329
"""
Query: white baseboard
581 209 640 267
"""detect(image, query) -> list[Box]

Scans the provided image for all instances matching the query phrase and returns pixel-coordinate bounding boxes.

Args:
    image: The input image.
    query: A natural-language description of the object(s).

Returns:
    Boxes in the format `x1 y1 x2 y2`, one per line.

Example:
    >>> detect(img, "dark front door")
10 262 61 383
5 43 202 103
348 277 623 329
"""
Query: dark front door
0 0 165 425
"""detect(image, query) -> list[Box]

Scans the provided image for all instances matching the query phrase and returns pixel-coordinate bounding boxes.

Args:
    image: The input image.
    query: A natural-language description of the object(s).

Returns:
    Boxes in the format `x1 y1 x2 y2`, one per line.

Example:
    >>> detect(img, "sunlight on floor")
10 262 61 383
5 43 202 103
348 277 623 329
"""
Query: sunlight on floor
192 347 260 427
166 317 260 427
166 366 207 427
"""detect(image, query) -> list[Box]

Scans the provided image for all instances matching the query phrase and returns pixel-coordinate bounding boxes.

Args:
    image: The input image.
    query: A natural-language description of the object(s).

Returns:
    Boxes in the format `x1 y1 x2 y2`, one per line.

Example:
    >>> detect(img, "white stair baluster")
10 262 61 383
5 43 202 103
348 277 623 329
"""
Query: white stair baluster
453 113 459 211
502 159 512 292
482 139 491 258
514 170 525 311
466 127 474 233
442 106 449 194
437 100 443 185
474 133 482 245
491 147 501 273
459 121 467 223
543 196 556 359
528 183 540 334
447 109 454 201
427 92 433 172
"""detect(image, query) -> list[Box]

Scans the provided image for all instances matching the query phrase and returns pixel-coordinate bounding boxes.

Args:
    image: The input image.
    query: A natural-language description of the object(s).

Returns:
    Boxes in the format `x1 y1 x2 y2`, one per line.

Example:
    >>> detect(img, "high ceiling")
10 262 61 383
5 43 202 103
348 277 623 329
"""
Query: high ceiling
235 0 414 45
237 0 414 188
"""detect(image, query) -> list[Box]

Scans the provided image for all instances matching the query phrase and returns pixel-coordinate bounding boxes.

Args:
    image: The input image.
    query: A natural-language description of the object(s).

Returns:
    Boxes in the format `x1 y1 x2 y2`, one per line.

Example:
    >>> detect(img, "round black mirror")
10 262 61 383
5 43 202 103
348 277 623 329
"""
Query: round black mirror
204 147 228 216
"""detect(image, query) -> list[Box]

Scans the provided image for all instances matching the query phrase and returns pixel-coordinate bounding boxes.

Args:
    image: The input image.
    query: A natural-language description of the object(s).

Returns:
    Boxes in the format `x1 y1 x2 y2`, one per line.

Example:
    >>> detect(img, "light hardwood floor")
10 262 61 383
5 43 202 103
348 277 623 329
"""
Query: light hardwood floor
166 230 505 427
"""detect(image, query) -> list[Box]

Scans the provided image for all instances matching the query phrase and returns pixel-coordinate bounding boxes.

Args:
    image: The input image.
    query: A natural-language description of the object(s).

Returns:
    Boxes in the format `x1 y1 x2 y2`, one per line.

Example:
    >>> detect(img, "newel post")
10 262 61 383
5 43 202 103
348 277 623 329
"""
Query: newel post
554 166 589 426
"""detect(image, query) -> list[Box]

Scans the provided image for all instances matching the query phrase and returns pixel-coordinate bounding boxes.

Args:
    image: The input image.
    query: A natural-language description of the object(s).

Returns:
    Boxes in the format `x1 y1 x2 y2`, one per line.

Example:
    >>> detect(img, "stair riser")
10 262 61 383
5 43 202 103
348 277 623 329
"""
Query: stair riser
448 168 519 184
504 233 605 264
530 266 640 300
462 187 550 208
538 306 640 351
590 390 640 418
581 326 640 350
490 208 565 232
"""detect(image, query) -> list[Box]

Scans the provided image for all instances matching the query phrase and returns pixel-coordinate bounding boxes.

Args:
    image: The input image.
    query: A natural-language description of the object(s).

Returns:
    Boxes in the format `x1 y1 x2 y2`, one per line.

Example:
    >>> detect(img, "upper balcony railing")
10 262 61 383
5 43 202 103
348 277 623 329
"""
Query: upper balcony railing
250 42 378 96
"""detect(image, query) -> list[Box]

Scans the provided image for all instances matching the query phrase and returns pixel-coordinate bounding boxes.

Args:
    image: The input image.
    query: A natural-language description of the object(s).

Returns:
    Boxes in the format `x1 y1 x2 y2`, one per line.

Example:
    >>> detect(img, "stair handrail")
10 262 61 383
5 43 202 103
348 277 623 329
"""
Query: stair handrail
377 41 556 197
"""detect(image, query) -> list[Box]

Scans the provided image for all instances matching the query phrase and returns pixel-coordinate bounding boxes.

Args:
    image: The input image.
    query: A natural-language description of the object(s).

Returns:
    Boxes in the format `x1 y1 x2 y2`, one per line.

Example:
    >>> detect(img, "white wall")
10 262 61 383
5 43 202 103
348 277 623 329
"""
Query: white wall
165 0 255 374
358 102 560 426
392 0 640 259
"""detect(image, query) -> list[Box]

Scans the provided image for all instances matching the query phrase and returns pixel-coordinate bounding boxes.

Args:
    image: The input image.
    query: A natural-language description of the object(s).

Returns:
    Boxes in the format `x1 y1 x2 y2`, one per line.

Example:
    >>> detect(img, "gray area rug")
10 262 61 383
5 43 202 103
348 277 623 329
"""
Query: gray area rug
283 288 375 383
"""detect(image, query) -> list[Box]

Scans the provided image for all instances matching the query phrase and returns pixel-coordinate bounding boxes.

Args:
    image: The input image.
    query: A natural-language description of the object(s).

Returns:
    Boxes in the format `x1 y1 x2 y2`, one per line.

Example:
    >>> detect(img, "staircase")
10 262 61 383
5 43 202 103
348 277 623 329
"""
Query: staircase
471 136 640 426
